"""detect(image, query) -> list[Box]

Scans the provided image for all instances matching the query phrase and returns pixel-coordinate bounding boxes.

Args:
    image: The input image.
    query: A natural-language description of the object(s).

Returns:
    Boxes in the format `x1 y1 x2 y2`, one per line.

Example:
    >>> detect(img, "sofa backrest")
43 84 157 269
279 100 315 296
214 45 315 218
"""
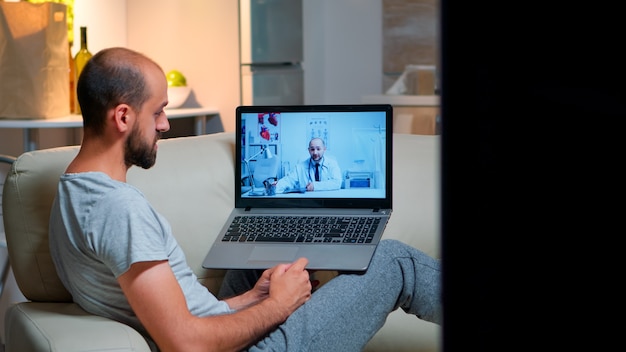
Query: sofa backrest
3 132 236 301
3 131 440 303
3 146 77 301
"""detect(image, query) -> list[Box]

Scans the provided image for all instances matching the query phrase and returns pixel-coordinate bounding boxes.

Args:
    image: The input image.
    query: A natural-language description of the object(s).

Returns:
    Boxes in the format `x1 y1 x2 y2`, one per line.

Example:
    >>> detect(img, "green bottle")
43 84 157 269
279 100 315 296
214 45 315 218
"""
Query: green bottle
73 26 92 114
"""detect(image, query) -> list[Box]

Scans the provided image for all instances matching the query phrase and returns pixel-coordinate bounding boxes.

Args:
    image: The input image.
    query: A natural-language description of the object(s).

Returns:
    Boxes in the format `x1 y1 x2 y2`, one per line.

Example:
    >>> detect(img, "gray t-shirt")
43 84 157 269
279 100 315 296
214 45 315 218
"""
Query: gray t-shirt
49 172 232 339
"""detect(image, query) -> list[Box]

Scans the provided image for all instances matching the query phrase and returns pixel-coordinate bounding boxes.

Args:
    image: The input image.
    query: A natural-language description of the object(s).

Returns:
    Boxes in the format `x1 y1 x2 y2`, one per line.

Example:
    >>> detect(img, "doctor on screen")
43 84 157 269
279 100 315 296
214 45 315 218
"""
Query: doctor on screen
274 137 342 193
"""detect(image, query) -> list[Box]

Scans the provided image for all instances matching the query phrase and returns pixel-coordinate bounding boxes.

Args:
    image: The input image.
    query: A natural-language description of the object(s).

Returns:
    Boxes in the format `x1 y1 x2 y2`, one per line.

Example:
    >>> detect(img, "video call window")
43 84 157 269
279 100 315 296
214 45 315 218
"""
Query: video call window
240 110 388 199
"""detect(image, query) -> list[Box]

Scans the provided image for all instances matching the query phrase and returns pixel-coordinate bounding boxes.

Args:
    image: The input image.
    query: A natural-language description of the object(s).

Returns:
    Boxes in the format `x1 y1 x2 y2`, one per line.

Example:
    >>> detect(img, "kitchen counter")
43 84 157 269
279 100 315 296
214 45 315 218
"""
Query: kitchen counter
0 107 221 152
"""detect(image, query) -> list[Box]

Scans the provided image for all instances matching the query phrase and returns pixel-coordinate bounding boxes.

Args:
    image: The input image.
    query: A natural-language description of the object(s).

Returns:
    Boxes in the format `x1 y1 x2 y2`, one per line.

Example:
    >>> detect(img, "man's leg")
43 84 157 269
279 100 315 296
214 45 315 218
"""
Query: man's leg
218 269 264 299
249 239 441 351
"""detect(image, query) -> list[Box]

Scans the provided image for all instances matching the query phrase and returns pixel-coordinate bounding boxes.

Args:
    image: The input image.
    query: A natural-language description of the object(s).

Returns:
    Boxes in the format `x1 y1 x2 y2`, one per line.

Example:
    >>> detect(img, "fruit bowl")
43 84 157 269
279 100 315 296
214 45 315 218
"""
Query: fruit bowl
167 86 191 109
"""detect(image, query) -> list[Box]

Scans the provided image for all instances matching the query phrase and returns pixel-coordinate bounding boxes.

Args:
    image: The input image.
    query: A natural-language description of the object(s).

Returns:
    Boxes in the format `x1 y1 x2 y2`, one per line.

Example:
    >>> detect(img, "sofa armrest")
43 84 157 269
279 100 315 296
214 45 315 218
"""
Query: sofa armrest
4 302 151 351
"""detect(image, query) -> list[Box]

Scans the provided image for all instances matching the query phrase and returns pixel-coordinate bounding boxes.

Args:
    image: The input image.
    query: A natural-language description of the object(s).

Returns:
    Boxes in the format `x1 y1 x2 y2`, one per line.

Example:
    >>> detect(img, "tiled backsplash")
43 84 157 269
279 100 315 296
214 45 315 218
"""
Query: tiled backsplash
383 0 439 94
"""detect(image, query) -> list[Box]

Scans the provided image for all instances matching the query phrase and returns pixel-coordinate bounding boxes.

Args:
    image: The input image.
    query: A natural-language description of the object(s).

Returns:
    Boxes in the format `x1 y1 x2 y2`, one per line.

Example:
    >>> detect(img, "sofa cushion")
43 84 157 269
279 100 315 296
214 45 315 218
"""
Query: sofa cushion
3 146 78 301
4 302 150 351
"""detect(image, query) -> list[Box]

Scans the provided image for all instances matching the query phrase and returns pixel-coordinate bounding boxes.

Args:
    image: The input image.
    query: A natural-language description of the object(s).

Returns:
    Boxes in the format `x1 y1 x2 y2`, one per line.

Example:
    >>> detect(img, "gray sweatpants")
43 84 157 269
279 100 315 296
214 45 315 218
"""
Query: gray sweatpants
218 239 441 351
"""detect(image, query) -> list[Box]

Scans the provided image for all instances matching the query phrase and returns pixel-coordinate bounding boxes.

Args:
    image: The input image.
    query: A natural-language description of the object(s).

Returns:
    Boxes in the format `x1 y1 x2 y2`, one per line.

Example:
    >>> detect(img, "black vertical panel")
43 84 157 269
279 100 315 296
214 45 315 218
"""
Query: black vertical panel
440 1 624 351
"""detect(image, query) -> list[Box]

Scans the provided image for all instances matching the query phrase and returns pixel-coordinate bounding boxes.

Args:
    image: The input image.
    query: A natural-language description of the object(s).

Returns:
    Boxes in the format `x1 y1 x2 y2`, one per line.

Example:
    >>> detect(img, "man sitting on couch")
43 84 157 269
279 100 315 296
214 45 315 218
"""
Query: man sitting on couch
48 47 442 351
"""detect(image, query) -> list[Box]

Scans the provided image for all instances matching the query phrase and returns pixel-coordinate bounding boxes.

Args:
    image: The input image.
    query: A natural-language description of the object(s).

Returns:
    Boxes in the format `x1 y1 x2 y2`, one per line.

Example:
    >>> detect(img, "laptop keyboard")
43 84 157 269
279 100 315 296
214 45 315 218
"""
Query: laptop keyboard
221 216 380 244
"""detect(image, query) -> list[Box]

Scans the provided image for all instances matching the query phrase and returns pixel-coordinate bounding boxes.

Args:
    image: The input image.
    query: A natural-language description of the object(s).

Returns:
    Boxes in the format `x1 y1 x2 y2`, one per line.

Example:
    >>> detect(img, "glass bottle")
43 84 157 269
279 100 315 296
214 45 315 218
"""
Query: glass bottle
69 41 76 113
73 27 92 114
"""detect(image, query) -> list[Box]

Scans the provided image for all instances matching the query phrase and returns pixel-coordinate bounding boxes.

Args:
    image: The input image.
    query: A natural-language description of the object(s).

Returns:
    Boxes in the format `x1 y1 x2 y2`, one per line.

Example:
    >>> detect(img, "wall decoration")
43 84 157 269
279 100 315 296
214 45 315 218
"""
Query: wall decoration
257 112 280 142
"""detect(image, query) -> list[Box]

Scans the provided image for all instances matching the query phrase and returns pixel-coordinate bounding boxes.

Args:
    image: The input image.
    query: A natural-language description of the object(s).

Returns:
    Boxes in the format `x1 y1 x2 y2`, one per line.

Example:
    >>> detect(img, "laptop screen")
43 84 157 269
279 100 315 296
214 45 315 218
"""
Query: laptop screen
235 105 393 210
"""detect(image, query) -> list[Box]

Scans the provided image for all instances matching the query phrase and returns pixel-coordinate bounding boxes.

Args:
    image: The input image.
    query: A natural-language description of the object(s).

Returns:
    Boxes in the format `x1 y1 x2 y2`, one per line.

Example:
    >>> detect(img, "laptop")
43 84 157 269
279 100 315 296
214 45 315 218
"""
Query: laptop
201 104 393 271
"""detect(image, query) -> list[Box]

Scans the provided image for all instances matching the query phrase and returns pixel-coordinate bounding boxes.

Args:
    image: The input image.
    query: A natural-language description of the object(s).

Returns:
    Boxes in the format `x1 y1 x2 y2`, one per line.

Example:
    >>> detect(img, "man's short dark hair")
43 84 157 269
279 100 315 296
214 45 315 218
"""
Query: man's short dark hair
76 47 161 135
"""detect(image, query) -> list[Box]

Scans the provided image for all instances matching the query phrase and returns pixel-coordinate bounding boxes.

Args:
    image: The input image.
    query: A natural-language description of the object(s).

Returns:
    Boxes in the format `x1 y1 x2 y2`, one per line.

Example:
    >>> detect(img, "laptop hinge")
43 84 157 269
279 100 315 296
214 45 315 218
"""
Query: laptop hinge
245 206 252 212
372 208 380 212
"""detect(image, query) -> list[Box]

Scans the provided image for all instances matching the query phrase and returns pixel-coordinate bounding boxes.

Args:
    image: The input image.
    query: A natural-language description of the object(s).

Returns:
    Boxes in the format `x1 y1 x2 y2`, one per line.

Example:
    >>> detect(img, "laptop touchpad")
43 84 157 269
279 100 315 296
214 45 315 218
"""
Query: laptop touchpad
248 246 298 262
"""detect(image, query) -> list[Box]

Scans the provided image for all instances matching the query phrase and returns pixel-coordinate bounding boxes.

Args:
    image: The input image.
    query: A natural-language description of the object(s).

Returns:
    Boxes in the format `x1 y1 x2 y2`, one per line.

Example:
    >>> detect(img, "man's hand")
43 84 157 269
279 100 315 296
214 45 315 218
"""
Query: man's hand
306 182 315 191
226 258 313 315
266 258 312 317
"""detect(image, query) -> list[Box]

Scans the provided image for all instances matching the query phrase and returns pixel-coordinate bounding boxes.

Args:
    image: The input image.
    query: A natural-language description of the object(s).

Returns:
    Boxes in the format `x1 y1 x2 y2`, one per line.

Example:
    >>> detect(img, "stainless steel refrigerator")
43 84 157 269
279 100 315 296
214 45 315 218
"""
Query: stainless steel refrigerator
239 0 303 105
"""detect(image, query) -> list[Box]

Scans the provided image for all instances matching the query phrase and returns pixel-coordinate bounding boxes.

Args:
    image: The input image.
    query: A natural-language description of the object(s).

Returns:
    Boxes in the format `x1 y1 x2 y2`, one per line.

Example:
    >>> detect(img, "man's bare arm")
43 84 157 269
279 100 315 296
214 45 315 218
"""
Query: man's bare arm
118 258 311 352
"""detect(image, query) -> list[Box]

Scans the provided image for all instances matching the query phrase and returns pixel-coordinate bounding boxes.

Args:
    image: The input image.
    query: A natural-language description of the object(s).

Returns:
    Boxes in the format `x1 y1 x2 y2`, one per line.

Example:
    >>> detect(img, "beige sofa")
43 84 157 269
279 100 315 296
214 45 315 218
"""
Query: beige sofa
2 131 441 351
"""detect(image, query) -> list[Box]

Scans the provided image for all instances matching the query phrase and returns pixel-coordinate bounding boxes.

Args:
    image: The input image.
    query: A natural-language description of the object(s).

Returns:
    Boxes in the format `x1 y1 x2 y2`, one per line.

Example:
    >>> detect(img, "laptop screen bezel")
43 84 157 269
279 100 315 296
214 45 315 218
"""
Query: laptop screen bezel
234 104 393 210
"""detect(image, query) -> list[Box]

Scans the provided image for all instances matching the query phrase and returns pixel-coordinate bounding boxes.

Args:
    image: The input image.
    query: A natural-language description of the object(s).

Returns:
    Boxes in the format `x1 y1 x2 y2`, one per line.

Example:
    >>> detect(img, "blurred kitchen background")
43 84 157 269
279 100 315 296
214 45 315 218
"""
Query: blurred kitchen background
0 0 439 156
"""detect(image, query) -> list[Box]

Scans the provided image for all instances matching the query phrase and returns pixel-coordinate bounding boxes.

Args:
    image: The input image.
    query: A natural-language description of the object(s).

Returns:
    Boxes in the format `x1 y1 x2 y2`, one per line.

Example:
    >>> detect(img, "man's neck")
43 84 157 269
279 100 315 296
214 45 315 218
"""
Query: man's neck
66 139 129 182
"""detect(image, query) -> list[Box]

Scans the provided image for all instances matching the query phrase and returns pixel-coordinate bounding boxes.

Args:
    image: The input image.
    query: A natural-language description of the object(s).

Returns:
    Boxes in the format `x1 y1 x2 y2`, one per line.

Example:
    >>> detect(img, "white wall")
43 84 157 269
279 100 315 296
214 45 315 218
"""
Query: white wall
72 0 127 56
126 0 240 134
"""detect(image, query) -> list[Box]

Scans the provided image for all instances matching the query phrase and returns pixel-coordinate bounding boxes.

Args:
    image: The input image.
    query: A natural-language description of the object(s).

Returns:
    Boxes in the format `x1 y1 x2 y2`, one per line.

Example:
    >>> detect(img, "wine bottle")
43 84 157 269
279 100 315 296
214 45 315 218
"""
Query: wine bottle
69 41 76 113
73 26 92 114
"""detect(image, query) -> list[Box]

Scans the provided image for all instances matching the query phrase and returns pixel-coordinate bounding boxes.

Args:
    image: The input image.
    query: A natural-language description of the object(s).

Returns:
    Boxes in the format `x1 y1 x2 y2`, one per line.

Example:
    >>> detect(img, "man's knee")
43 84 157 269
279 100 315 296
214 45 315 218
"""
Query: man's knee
376 239 407 255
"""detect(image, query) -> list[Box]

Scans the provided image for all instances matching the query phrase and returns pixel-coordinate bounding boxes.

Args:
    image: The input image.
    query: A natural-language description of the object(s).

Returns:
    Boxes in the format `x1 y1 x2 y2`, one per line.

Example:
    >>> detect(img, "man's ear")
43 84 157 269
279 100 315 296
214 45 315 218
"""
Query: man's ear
112 105 131 132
